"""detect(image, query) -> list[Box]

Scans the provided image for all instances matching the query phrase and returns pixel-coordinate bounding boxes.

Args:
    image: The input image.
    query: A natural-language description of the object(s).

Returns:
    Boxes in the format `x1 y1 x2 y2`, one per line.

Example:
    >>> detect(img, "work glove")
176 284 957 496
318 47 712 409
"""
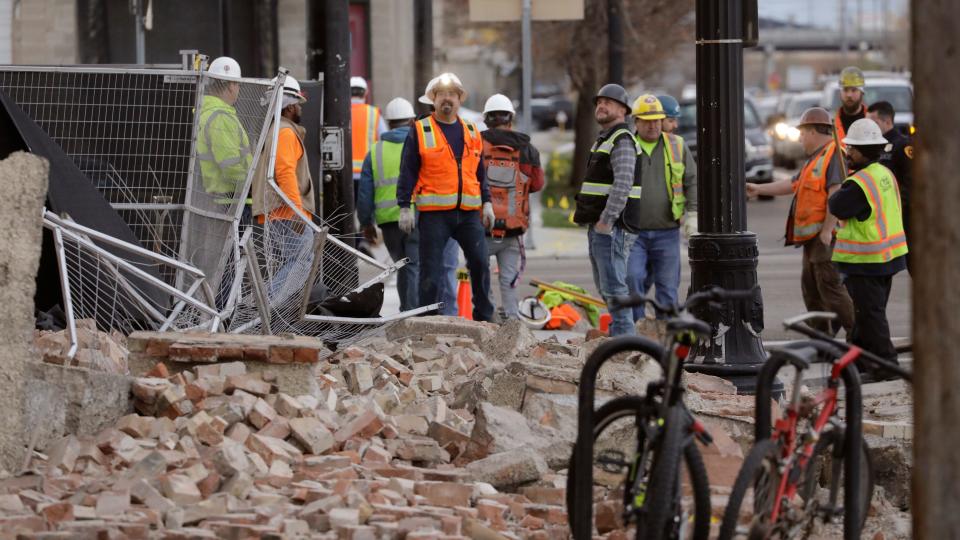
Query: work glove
682 211 698 239
399 207 415 234
362 225 379 244
482 202 496 232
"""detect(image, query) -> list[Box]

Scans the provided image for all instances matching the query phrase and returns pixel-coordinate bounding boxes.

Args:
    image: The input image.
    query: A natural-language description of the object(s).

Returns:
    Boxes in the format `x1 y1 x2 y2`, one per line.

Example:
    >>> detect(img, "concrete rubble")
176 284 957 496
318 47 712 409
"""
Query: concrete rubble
0 315 914 539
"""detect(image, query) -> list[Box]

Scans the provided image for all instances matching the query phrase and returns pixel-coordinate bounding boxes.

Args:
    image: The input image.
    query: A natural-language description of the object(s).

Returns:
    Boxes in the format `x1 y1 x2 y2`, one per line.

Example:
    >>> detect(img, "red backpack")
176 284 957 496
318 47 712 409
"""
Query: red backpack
482 140 531 238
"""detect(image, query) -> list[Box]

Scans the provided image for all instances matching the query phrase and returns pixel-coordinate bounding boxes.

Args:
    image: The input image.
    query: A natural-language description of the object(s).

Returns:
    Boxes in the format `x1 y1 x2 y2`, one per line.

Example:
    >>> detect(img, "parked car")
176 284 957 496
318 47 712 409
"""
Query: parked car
821 74 914 135
675 97 774 187
530 95 575 131
771 90 822 168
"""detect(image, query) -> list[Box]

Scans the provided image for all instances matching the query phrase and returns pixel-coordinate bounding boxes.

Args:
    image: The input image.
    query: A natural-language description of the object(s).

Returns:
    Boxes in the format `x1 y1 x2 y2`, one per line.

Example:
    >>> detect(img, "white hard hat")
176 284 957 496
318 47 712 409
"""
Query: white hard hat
350 76 368 91
208 56 242 81
842 118 888 146
418 77 439 105
272 75 306 103
384 97 416 121
517 297 552 330
427 72 467 101
483 94 516 115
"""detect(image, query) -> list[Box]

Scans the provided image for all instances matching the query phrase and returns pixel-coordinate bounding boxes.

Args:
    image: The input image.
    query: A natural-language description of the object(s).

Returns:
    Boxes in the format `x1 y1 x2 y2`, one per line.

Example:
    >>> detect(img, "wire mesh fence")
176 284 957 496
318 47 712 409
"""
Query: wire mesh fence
4 63 425 354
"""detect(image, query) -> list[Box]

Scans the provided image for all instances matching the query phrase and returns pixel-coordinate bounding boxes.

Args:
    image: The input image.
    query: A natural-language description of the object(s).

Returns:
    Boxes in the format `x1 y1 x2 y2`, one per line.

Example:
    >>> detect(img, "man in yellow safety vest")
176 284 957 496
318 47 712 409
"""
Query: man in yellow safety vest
828 118 908 375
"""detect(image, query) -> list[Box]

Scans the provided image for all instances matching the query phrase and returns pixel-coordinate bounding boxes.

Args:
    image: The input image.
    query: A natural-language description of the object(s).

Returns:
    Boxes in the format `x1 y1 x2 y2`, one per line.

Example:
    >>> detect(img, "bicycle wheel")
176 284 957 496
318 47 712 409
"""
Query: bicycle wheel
717 438 783 540
566 397 710 540
799 428 874 535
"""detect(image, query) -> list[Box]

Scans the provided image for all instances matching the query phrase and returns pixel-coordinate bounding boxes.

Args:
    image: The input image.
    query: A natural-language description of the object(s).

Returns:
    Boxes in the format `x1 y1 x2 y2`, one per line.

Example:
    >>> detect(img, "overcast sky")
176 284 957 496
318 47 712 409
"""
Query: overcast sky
761 0 908 29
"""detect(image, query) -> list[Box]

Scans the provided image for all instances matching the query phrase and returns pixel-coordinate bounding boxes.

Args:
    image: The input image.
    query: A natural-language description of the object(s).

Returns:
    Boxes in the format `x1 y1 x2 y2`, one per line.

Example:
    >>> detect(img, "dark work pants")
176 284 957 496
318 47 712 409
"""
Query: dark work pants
417 209 494 322
801 240 855 336
842 273 898 366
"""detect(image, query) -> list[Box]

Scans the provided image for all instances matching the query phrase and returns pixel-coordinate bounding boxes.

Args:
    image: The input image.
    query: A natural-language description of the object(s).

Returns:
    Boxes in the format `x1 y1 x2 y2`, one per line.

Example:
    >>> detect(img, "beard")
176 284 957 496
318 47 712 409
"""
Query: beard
440 101 455 114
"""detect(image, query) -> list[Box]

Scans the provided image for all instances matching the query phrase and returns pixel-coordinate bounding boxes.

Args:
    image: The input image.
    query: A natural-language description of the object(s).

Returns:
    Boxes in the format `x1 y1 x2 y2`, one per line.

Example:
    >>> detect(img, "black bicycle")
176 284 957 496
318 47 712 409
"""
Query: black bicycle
568 286 758 540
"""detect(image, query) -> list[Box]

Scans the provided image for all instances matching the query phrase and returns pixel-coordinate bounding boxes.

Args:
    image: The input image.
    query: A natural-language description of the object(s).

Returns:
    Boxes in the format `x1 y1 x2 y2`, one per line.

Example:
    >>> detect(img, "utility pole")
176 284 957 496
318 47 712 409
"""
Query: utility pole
687 0 766 392
308 0 357 256
130 0 146 64
912 0 960 536
521 0 533 133
607 0 624 86
219 0 231 57
839 0 848 61
414 0 434 114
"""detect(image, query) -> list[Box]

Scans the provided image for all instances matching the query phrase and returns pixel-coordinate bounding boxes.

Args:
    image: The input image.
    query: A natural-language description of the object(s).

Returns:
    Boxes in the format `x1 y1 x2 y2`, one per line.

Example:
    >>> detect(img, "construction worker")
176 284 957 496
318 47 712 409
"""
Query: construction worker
828 118 908 372
198 56 252 217
251 75 314 299
626 95 697 322
657 94 681 134
867 101 913 273
358 97 420 311
746 107 854 336
636 94 683 298
572 83 639 336
416 78 461 316
396 73 496 321
351 76 387 181
834 66 868 141
480 93 545 320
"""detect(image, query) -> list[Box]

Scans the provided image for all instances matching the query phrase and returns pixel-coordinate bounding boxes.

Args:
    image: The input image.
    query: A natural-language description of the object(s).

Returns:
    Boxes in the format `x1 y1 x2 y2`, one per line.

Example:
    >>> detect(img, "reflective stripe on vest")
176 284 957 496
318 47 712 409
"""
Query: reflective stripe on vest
371 140 405 224
791 142 837 243
832 164 909 263
661 133 687 220
352 103 380 174
414 116 484 211
578 182 643 198
577 128 635 200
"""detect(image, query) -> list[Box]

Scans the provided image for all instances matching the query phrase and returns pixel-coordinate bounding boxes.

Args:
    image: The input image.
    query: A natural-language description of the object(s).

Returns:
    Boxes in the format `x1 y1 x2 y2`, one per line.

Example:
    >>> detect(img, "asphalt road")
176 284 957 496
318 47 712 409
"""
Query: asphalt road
522 180 912 341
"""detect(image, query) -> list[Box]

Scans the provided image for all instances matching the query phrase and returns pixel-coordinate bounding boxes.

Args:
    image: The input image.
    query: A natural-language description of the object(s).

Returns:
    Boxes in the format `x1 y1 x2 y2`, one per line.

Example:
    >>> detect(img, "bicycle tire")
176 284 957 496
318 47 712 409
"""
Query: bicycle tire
566 397 711 540
717 438 781 540
638 404 687 540
800 428 874 534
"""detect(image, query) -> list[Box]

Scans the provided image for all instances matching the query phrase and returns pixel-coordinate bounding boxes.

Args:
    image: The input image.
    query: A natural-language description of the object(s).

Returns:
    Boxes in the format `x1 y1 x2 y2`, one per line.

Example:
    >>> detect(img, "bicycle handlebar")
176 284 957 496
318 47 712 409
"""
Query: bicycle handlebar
611 285 758 314
783 312 913 383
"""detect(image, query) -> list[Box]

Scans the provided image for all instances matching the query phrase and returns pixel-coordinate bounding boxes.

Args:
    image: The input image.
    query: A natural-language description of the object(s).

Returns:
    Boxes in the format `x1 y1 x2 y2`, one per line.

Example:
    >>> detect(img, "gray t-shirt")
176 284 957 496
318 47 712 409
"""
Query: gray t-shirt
634 135 698 230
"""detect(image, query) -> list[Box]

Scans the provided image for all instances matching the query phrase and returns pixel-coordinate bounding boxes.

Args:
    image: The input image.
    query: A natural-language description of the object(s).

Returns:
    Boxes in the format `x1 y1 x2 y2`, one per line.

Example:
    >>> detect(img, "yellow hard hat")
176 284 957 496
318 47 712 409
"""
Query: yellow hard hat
839 66 865 89
631 94 666 120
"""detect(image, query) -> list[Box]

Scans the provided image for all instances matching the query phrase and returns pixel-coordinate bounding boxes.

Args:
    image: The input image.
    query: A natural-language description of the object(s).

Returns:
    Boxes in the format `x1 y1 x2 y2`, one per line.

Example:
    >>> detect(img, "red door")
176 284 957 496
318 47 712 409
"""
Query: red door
349 4 370 97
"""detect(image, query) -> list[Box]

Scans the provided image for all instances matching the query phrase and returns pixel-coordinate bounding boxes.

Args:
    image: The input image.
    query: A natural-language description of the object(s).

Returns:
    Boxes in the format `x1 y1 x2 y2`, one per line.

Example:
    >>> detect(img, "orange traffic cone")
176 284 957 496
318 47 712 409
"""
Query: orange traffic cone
456 268 472 320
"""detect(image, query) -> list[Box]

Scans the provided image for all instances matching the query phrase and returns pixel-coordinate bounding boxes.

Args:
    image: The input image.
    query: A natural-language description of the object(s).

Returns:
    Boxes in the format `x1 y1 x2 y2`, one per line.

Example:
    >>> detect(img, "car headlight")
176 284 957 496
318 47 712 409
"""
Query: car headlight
910 124 916 135
774 122 789 139
787 127 801 142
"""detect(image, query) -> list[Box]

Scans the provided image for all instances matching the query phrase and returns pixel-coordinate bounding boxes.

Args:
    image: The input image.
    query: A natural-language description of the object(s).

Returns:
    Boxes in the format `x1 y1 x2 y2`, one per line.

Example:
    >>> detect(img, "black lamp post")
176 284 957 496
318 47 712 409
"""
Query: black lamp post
687 0 768 393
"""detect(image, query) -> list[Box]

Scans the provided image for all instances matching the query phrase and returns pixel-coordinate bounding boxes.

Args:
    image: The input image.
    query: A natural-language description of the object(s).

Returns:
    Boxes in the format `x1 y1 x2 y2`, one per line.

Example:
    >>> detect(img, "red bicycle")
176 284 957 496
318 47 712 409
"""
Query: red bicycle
718 312 911 540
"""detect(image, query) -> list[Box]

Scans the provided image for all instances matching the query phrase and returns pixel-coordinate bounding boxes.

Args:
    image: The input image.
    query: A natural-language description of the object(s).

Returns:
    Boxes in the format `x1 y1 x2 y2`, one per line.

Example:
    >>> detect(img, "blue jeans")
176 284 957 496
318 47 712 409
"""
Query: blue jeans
266 220 313 302
381 222 420 312
628 227 681 321
588 224 638 336
436 240 460 315
418 209 495 322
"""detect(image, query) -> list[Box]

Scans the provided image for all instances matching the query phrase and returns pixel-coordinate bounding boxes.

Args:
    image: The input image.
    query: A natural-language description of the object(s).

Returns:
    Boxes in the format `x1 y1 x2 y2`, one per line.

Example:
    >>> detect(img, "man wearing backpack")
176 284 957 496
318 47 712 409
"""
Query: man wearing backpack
479 94 545 320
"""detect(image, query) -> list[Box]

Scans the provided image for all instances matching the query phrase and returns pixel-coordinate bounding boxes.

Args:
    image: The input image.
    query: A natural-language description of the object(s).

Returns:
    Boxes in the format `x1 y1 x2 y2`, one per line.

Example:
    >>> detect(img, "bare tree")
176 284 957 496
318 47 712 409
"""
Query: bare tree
440 0 694 187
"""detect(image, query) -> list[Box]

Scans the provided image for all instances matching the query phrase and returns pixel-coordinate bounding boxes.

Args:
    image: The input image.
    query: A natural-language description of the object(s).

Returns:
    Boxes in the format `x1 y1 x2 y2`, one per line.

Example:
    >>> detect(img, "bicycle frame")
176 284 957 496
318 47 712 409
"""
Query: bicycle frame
767 347 861 523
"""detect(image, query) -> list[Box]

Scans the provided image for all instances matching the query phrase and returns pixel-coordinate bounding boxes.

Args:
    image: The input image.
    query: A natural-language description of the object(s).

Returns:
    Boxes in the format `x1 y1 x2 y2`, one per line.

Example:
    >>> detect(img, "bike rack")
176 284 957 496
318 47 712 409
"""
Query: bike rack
571 336 665 540
754 346 864 540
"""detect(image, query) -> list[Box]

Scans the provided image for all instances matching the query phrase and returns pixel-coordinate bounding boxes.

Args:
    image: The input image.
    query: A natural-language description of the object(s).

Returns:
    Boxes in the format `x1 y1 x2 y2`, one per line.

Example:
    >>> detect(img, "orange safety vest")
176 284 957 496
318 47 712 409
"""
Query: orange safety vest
351 103 381 175
791 141 838 243
414 115 484 211
833 104 867 142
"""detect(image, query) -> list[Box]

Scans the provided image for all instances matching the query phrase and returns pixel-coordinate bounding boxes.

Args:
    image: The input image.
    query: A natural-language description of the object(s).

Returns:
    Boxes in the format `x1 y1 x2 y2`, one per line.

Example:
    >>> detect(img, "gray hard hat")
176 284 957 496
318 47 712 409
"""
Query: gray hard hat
594 83 631 111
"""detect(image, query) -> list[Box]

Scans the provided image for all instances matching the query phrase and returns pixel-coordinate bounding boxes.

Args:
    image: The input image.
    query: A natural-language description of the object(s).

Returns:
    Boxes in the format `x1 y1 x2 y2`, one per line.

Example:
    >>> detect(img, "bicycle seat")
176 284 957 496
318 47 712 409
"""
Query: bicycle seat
666 317 712 337
768 345 818 370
